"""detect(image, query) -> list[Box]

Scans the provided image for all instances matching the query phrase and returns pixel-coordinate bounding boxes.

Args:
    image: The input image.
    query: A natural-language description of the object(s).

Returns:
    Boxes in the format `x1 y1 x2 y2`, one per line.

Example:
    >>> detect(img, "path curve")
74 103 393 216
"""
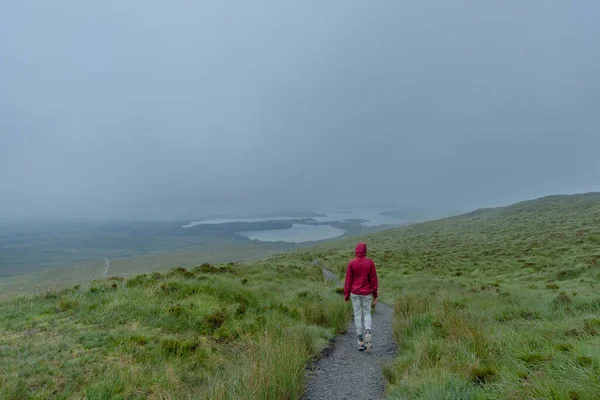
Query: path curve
302 269 396 400
102 258 110 277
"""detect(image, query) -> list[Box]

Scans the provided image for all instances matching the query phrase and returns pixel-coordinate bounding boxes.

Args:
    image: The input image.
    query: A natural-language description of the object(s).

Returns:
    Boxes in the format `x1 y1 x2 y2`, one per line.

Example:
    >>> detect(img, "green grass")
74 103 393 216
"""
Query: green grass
0 262 350 399
273 193 600 399
4 192 600 399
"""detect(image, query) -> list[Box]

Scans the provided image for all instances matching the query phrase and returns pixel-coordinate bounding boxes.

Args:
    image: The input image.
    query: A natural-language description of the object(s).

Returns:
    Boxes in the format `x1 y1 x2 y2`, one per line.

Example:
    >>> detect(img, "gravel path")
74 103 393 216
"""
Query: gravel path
302 269 396 400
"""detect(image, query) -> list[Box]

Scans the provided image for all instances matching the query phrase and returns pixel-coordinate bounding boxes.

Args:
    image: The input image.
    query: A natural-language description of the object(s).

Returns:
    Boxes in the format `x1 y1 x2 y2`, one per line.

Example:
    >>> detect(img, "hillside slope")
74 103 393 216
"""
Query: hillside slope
280 193 600 291
0 263 349 399
274 193 600 399
2 193 600 399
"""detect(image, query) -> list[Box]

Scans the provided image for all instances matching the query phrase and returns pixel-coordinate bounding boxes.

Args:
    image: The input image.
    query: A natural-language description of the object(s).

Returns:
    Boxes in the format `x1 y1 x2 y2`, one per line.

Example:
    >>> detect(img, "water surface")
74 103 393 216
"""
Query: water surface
241 224 345 243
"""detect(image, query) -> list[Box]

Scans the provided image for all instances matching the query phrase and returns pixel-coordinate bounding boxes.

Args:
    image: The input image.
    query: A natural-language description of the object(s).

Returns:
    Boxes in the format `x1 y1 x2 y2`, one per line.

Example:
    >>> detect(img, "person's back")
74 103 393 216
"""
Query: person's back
344 242 378 351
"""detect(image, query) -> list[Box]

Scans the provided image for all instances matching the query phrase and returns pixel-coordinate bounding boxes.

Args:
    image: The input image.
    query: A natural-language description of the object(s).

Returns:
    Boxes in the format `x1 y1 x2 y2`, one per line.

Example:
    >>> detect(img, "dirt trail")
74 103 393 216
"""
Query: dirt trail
102 258 110 277
302 269 396 400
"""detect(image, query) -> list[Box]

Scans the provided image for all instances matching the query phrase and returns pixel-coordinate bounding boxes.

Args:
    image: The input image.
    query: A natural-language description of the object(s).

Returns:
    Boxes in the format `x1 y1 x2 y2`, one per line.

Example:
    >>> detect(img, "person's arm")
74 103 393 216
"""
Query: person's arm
343 261 353 301
370 261 379 301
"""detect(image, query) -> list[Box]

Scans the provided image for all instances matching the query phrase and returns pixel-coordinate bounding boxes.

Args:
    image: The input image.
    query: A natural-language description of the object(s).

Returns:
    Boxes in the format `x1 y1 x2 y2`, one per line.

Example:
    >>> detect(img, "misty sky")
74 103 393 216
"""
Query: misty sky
1 1 599 221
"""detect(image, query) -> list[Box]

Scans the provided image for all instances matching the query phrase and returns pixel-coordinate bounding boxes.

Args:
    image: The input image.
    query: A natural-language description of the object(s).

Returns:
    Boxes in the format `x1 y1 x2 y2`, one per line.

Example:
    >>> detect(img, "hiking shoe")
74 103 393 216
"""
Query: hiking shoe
364 332 373 352
358 340 365 351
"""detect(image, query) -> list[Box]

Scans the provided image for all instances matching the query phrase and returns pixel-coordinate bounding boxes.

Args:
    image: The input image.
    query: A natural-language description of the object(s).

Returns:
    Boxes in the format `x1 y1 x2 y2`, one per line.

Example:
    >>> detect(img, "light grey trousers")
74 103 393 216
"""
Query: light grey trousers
350 293 372 336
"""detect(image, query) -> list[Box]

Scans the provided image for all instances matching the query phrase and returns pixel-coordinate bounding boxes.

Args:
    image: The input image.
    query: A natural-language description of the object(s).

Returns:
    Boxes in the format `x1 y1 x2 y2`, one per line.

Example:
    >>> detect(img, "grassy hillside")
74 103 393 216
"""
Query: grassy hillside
274 193 600 399
3 193 600 399
0 262 349 399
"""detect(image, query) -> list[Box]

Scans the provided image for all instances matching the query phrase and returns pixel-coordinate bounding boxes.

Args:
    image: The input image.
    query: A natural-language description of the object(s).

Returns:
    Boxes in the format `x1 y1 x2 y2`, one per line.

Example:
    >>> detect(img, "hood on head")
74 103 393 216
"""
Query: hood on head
355 242 367 257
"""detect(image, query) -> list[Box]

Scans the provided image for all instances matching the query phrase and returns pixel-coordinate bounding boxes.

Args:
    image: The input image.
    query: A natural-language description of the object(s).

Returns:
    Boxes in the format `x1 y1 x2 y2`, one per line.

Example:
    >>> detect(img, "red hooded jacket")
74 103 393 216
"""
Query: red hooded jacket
344 242 378 300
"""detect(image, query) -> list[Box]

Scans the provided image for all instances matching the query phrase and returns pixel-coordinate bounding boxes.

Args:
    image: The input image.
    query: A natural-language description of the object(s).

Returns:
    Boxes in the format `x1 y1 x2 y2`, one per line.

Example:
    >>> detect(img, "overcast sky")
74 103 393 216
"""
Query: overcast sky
1 1 599 221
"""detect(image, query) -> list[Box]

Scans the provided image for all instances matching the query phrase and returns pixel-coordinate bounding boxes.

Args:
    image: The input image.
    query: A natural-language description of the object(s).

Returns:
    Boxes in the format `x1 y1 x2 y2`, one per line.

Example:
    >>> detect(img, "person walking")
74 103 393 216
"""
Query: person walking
344 242 378 352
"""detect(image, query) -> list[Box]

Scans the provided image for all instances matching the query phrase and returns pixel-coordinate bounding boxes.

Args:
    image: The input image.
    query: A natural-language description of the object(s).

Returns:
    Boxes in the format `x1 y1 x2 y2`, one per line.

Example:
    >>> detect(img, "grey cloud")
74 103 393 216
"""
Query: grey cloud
1 1 599 220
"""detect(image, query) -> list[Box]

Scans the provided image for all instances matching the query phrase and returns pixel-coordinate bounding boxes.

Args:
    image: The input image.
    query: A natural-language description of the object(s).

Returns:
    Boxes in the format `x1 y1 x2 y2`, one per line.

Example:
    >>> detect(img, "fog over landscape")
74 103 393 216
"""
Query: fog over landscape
5 3 600 399
1 1 600 222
